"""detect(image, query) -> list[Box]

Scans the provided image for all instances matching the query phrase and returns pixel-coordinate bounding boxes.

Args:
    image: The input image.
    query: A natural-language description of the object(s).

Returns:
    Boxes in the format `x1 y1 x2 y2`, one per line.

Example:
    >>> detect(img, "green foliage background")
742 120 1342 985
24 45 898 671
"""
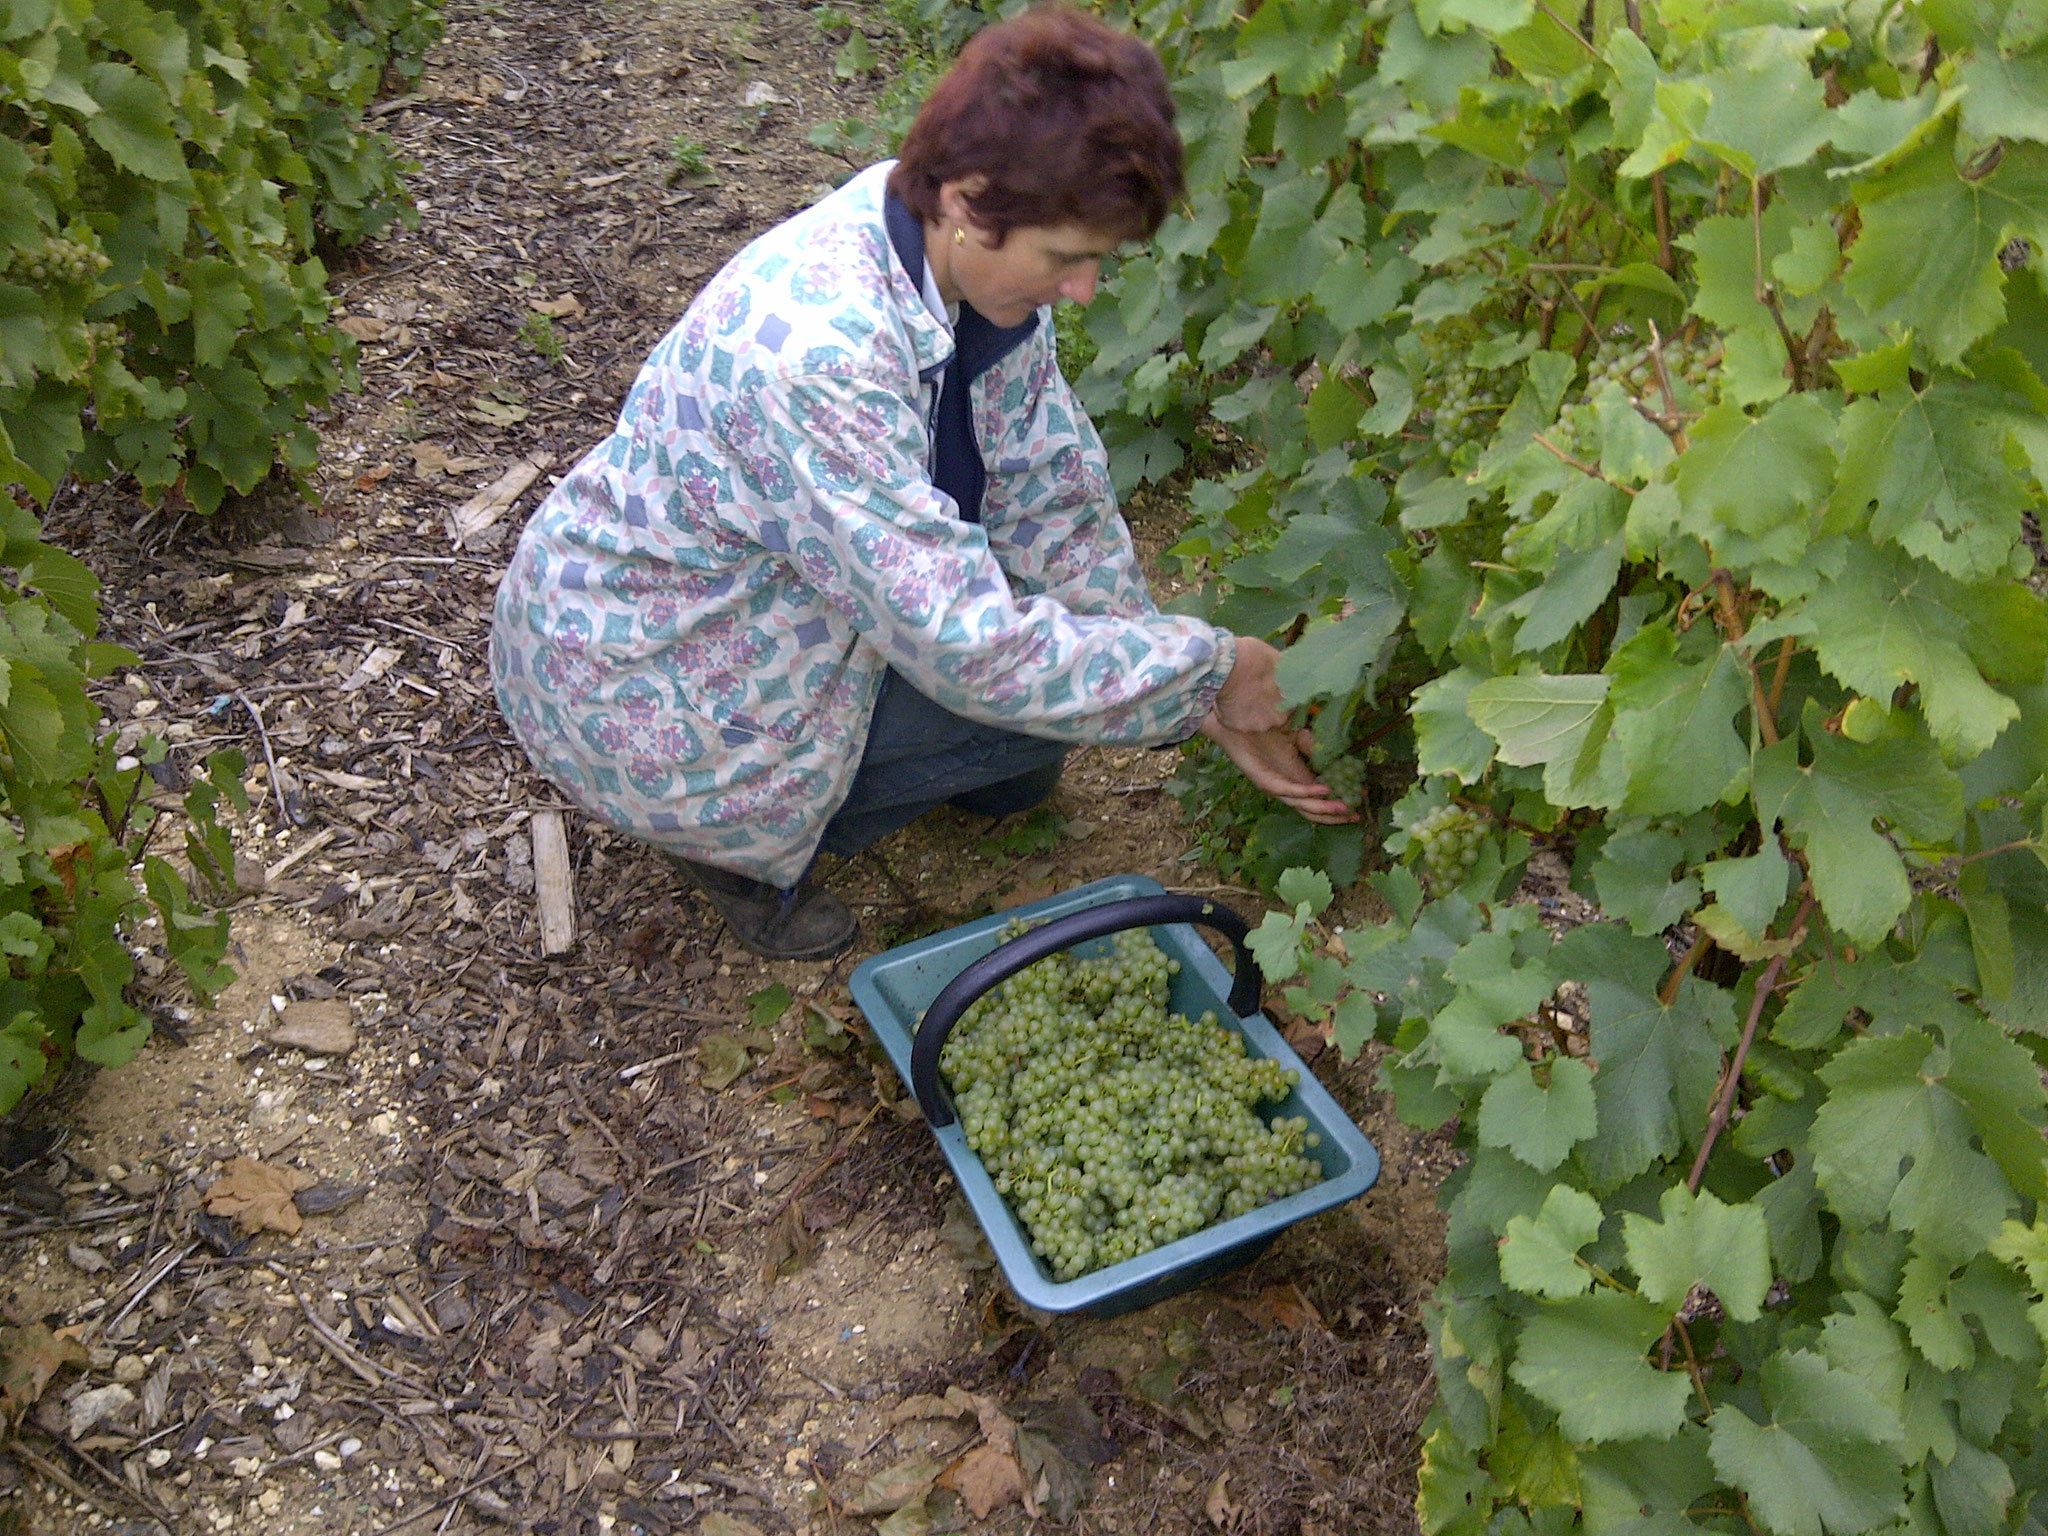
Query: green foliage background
0 0 438 1113
1005 0 2048 1528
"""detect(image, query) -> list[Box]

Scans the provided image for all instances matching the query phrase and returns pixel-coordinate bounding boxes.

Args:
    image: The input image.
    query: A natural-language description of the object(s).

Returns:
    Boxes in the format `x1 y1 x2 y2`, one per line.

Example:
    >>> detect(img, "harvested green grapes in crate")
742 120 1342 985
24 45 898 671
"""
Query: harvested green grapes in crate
941 926 1322 1281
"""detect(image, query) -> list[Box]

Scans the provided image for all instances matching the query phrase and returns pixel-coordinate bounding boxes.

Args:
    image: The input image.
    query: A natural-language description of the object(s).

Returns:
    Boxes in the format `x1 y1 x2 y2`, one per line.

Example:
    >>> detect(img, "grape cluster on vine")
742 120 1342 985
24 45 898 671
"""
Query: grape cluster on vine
1407 803 1487 893
1315 753 1367 809
6 237 109 287
939 926 1322 1281
1582 325 1717 410
1417 357 1511 462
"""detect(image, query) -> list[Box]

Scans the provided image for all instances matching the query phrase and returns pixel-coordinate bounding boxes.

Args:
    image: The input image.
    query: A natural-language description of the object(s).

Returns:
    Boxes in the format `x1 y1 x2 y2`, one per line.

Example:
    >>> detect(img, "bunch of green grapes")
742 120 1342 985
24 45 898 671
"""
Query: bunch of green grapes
1407 803 1487 893
1418 358 1512 461
1316 754 1367 809
6 237 109 287
1583 326 1716 408
939 925 1323 1282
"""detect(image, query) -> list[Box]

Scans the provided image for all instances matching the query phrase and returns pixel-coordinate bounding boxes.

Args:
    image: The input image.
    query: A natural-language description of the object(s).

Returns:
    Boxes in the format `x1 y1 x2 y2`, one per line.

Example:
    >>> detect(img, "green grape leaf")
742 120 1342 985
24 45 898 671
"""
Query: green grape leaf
1426 931 1554 1080
1605 627 1752 818
1248 909 1312 985
1830 382 2031 583
1580 976 1730 1192
1413 668 1497 783
1221 0 1364 98
1241 172 1334 305
1512 540 1621 655
74 995 148 1068
1705 1351 1906 1536
1774 945 1980 1060
1621 1185 1773 1322
1752 711 1963 947
1809 1023 2039 1263
1275 866 1333 915
1672 396 1838 571
1930 1439 2015 1536
1275 596 1407 705
1477 1057 1596 1172
1799 542 2047 760
1956 41 2048 141
83 62 188 183
1895 1249 1973 1370
1498 1183 1603 1298
1590 824 1701 938
1817 1292 1910 1414
1700 841 1791 943
1467 672 1610 767
1693 56 1835 177
1508 1292 1694 1443
1593 385 1676 483
1844 129 2048 366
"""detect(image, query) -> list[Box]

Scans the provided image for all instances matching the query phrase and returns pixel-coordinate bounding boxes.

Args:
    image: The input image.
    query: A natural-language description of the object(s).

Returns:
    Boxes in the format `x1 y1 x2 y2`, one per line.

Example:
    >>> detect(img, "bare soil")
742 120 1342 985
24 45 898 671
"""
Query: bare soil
0 2 1451 1533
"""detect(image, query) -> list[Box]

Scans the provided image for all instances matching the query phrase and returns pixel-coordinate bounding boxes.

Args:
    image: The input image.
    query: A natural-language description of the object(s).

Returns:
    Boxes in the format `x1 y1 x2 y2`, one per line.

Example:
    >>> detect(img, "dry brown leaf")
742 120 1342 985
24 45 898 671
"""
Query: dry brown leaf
1205 1470 1241 1529
697 1516 767 1536
847 1455 944 1516
1 1322 87 1427
758 1200 814 1286
528 293 586 319
202 1155 317 1236
448 455 549 546
889 1393 965 1424
940 1444 1025 1519
337 315 387 341
1282 1016 1329 1060
1229 1281 1324 1333
409 443 490 478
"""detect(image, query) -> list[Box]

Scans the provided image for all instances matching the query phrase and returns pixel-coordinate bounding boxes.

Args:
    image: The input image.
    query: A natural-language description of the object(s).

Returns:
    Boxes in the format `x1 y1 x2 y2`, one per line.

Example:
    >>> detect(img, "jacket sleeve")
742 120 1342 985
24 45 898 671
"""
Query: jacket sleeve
974 331 1162 619
729 367 1232 745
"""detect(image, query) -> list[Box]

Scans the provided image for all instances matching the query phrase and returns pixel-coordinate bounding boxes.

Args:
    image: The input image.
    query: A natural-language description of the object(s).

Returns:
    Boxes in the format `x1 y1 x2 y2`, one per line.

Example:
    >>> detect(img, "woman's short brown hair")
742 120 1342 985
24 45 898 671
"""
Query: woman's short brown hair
889 6 1184 245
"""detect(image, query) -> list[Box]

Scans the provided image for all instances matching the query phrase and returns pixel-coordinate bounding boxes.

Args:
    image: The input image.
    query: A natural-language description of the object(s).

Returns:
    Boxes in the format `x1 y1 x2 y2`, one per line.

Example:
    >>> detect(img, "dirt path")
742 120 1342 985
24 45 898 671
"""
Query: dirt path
2 2 1445 1532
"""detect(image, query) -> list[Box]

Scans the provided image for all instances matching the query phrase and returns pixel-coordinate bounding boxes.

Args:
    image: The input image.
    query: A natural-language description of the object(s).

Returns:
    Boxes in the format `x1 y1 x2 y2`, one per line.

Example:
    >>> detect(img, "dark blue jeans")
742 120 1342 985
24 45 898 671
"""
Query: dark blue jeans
818 671 1069 858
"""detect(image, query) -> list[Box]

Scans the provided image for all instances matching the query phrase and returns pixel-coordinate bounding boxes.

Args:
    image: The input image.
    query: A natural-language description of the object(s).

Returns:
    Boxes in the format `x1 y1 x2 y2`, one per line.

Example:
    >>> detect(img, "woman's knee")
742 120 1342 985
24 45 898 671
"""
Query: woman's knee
947 755 1066 819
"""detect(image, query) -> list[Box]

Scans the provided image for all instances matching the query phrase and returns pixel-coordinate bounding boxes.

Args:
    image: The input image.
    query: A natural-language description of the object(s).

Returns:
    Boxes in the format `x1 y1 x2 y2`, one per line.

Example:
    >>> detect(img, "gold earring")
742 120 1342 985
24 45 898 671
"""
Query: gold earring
954 227 966 246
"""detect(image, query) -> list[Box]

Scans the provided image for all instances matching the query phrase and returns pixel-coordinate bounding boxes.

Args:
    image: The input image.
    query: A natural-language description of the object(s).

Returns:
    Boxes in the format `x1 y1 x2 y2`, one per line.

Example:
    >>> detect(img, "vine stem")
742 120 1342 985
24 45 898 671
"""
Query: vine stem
1686 894 1817 1193
1750 177 1805 386
1766 634 1796 719
1536 2 1604 60
1675 1318 1713 1411
1531 432 1636 493
1658 929 1712 1007
1710 571 1781 747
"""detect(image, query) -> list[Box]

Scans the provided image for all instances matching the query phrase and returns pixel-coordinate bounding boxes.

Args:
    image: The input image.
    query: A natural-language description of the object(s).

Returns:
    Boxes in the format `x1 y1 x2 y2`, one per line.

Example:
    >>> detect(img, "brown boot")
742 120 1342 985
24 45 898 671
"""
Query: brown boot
672 858 858 961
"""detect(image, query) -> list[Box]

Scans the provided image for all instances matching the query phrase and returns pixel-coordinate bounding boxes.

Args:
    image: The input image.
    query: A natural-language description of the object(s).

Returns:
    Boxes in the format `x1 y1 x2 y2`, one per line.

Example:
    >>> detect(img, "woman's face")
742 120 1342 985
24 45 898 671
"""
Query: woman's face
934 182 1122 328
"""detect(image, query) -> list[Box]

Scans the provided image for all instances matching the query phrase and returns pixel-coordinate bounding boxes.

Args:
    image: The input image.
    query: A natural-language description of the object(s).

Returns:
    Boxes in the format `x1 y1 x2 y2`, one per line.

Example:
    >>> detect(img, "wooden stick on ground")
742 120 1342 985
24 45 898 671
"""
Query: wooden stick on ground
530 808 578 957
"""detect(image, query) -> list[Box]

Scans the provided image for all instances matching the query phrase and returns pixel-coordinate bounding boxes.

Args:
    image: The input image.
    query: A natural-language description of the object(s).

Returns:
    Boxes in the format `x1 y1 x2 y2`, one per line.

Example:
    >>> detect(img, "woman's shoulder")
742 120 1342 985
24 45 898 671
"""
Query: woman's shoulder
671 164 945 395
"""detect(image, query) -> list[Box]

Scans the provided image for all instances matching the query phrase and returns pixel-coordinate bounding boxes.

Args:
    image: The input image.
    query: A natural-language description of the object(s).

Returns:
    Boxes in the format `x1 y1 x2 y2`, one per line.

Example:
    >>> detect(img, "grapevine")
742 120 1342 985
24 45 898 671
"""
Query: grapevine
1047 0 2048 1529
939 926 1321 1281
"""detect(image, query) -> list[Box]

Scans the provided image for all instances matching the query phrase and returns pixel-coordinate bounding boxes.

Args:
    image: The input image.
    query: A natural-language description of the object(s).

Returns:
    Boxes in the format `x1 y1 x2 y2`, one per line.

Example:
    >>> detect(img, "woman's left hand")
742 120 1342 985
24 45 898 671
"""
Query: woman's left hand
1197 717 1359 825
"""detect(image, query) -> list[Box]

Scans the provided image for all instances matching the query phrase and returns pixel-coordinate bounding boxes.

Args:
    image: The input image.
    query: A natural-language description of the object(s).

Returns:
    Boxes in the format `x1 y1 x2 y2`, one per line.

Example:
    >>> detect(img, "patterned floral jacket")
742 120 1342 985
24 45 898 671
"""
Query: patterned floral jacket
489 162 1235 888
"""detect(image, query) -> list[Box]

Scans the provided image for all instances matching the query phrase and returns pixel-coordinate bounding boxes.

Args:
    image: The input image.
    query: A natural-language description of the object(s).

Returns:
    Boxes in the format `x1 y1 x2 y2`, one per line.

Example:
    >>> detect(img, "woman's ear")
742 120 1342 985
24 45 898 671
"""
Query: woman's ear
937 176 991 231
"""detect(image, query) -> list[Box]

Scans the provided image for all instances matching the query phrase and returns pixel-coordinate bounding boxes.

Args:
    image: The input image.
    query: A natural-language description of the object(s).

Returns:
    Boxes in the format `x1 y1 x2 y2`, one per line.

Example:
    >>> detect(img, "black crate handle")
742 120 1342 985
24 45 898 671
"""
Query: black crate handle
910 893 1261 1128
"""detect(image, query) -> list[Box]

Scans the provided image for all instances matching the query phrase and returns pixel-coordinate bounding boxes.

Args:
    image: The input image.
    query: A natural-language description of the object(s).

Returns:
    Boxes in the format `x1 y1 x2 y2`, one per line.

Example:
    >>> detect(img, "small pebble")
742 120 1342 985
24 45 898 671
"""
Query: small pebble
338 1437 362 1458
113 1354 146 1383
313 1450 343 1473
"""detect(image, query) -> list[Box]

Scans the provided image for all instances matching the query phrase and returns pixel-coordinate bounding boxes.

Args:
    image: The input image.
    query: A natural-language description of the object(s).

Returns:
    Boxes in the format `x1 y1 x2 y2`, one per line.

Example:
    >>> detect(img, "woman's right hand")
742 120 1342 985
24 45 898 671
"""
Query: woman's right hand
1212 635 1292 734
1197 716 1358 825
